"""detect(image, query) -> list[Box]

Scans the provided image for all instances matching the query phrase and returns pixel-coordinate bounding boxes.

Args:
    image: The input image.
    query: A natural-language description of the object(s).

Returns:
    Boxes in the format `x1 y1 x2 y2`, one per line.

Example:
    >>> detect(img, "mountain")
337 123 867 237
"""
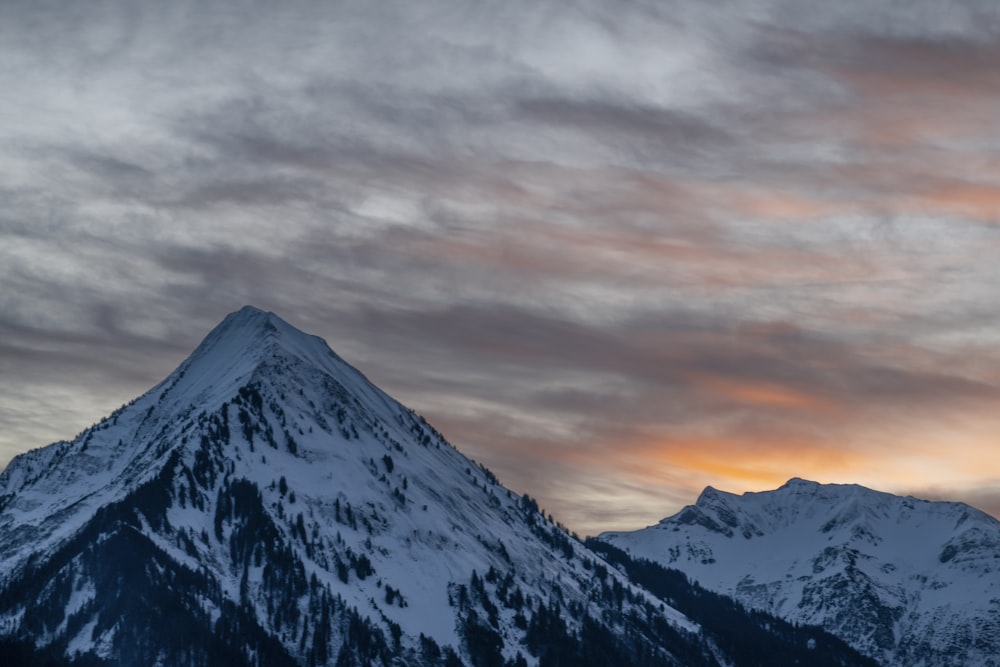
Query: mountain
600 478 1000 667
0 307 873 667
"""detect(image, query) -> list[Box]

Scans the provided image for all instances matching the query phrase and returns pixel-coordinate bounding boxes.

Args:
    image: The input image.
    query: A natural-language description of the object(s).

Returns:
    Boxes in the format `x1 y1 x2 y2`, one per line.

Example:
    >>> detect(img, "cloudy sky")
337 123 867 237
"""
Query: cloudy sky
3 0 1000 535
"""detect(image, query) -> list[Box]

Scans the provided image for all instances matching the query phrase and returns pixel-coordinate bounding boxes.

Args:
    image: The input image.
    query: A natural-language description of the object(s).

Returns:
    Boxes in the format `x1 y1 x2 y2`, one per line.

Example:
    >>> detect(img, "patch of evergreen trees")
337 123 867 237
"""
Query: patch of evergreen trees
585 539 880 667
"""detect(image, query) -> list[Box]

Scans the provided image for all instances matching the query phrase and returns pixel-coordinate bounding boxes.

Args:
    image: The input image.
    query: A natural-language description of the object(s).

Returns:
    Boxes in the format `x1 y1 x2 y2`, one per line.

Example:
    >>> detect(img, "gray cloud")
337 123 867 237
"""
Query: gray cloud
2 0 1000 534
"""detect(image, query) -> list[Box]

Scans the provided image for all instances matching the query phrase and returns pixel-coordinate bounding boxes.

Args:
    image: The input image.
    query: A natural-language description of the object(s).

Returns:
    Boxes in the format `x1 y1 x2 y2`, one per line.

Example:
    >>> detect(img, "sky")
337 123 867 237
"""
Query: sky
3 0 1000 536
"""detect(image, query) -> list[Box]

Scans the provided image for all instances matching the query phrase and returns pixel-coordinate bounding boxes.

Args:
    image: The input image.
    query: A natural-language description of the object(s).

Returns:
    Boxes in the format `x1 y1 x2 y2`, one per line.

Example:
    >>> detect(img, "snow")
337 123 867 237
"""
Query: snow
0 305 701 664
601 478 1000 666
66 617 98 657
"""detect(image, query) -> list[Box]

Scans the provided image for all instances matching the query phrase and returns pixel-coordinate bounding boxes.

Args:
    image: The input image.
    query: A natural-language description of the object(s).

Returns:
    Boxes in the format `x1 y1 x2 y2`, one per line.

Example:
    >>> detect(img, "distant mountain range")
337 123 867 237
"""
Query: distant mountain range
600 478 1000 666
0 306 968 666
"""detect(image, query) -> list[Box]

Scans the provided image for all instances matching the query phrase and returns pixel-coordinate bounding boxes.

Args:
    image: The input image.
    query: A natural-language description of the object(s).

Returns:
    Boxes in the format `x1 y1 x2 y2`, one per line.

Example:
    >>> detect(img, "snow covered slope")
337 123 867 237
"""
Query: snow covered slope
600 478 1000 667
0 306 724 667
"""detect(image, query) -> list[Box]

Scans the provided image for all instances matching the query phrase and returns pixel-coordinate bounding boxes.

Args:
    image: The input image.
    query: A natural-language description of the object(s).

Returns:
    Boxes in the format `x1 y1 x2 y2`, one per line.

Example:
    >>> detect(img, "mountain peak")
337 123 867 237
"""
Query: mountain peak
696 478 821 510
602 478 1000 667
1 307 762 667
695 484 731 506
161 306 347 410
203 305 296 348
777 477 820 492
233 304 270 318
225 304 277 329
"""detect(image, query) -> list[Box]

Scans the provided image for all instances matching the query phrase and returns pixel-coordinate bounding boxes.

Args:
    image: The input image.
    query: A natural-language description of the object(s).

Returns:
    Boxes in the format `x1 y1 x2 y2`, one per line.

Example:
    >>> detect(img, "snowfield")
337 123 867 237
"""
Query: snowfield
601 478 1000 667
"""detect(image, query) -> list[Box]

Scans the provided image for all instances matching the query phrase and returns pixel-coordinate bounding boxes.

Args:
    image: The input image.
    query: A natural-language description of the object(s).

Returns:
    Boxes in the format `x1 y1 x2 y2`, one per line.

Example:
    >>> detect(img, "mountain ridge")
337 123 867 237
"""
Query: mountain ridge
0 306 874 667
601 477 1000 666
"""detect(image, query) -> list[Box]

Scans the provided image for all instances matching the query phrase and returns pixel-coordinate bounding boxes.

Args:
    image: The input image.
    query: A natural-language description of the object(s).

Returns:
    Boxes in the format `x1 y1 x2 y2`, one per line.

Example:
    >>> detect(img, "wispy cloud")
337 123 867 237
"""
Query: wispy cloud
2 0 1000 534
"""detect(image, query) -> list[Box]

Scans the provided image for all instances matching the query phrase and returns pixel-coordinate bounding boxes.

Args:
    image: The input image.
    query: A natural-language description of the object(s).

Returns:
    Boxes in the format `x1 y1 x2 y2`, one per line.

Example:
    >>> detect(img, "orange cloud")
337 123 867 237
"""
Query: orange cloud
910 182 1000 221
420 386 1000 534
600 413 1000 514
725 188 846 220
401 199 885 293
689 374 838 413
605 432 870 497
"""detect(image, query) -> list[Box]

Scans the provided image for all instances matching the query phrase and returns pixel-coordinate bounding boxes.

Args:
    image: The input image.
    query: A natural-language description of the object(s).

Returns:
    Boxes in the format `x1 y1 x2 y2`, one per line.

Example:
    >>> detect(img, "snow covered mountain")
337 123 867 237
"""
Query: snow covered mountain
0 307 872 667
600 478 1000 667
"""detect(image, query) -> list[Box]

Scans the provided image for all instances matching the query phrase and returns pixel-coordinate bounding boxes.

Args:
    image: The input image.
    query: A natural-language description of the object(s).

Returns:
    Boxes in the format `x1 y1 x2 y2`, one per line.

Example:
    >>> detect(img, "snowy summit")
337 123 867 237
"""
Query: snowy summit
0 307 872 666
600 478 1000 667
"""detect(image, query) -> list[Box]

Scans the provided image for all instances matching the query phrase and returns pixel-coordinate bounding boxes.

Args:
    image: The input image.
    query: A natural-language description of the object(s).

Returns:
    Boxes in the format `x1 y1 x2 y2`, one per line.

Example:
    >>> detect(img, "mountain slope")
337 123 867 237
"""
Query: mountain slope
600 478 1000 667
1 306 725 667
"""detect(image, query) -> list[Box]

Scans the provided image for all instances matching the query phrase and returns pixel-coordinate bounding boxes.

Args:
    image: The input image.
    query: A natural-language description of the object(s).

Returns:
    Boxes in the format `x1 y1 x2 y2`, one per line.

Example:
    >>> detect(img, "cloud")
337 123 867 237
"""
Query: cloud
316 299 1000 528
2 0 1000 535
